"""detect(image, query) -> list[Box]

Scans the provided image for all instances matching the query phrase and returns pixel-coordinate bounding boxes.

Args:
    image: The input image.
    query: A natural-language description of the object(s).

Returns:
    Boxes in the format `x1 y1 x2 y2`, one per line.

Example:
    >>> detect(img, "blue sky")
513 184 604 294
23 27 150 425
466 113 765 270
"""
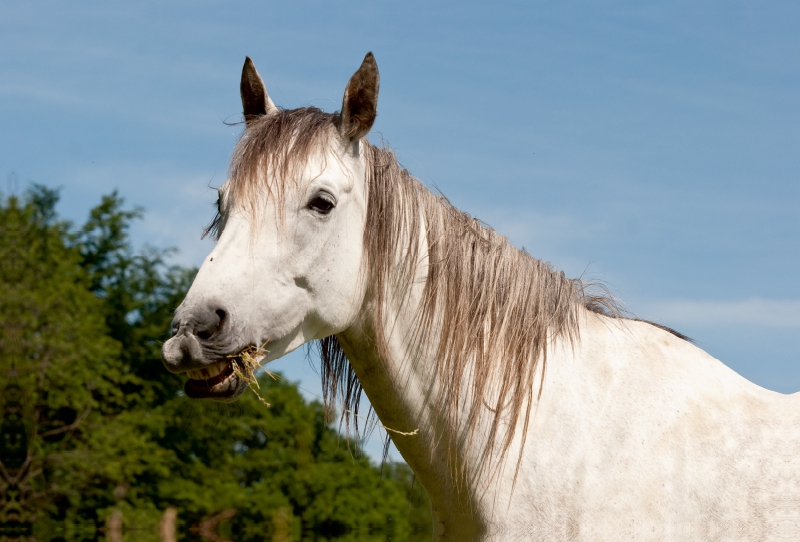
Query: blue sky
2 1 799 456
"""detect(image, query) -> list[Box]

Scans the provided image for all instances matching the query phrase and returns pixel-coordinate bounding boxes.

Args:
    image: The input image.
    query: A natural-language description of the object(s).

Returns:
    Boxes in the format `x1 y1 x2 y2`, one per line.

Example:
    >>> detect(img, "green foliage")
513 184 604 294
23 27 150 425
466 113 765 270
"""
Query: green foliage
0 186 122 524
0 188 431 541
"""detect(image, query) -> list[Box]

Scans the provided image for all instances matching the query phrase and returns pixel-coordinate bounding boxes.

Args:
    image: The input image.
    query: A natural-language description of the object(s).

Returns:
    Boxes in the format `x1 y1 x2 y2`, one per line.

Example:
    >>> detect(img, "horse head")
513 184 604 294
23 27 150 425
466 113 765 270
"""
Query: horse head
161 54 380 401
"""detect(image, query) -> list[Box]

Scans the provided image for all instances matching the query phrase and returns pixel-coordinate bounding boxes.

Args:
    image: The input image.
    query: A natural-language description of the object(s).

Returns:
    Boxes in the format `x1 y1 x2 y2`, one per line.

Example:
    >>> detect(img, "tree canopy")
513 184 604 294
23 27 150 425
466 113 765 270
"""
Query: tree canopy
0 187 430 541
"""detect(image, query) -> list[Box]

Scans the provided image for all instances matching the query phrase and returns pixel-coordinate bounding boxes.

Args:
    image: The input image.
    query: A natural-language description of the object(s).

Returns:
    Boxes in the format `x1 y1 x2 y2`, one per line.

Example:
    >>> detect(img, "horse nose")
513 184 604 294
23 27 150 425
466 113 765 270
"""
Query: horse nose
172 307 227 340
161 305 228 373
190 308 227 340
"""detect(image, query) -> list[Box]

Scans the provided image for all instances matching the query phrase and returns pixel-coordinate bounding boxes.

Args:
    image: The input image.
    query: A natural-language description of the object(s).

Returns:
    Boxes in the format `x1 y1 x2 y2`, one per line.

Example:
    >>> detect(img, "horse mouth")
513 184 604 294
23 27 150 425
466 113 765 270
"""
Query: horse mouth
184 360 245 402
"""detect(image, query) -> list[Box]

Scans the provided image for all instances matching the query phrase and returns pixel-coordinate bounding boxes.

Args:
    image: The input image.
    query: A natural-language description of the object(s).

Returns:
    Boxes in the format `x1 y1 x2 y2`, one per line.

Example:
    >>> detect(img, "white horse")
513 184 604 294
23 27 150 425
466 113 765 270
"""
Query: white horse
162 53 800 540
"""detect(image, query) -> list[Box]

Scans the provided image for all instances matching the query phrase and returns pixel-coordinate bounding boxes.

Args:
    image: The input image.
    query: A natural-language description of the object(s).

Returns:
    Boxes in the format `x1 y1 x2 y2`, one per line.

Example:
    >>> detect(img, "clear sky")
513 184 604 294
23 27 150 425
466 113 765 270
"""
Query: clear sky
3 1 799 457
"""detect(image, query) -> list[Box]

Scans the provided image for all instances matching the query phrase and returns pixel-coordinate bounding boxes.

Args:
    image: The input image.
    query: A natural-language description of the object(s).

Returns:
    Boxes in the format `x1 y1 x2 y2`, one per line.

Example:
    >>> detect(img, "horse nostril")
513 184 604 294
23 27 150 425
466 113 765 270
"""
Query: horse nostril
194 307 227 341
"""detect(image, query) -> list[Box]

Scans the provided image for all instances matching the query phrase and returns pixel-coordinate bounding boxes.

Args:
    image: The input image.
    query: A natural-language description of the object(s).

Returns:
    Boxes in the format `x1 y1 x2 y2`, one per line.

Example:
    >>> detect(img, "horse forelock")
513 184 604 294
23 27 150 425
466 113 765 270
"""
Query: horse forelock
205 107 340 239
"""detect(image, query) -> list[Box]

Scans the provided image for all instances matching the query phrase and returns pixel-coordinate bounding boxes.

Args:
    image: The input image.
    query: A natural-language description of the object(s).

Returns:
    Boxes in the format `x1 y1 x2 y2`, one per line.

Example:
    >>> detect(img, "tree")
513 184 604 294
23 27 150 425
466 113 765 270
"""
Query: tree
0 187 122 528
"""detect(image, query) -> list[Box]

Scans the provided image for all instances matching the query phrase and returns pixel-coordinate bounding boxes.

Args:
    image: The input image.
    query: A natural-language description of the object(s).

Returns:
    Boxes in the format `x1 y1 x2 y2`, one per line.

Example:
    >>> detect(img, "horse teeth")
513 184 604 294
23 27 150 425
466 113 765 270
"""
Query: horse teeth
187 361 228 380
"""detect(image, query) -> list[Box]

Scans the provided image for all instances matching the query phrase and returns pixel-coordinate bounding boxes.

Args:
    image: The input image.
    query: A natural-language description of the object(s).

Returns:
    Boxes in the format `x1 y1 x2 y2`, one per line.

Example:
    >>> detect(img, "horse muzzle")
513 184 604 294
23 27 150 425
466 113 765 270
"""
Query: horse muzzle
161 304 249 402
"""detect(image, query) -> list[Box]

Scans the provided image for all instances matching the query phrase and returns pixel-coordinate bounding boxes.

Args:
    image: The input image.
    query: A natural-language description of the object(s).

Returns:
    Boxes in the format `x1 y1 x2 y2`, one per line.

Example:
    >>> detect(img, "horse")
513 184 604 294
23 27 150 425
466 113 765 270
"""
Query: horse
161 53 800 540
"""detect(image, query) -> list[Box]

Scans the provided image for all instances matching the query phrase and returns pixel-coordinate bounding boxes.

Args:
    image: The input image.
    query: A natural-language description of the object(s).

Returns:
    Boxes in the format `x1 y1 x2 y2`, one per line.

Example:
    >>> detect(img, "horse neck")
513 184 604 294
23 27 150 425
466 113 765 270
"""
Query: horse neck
336 205 481 517
337 165 585 505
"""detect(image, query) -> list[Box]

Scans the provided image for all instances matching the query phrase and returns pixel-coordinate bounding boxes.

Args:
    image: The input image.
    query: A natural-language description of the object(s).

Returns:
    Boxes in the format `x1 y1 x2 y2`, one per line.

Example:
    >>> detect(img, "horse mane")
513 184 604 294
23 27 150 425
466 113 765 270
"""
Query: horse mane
221 107 689 474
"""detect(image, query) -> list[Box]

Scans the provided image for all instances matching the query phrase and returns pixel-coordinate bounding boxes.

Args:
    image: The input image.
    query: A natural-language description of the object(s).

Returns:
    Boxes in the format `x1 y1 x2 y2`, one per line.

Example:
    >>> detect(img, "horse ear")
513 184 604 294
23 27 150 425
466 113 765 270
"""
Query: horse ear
240 56 276 124
340 52 380 141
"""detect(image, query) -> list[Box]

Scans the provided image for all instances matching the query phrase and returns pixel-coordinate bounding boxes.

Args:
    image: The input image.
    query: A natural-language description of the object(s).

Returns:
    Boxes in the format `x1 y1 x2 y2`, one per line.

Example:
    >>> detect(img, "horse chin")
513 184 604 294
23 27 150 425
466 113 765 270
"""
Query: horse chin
183 360 248 402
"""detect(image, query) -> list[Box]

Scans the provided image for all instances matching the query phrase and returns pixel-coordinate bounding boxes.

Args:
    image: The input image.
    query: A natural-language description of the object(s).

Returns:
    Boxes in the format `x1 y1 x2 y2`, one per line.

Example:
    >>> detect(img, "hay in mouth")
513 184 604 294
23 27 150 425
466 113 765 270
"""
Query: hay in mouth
229 344 264 385
184 344 271 403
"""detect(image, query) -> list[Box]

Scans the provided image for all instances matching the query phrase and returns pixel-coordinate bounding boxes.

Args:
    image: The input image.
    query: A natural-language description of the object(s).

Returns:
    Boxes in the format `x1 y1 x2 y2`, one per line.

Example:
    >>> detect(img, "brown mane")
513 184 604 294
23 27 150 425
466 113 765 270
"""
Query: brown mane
219 107 689 472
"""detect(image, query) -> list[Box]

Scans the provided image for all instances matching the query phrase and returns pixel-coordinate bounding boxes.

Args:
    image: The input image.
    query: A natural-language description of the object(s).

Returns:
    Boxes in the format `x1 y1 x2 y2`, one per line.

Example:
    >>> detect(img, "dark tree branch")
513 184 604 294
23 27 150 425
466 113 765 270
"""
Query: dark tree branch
37 404 91 438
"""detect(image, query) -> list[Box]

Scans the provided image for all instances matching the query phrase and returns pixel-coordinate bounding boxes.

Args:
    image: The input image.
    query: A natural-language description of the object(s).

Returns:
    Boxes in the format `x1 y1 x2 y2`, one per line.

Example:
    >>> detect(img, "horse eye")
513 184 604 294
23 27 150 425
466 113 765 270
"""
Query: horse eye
308 195 335 215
